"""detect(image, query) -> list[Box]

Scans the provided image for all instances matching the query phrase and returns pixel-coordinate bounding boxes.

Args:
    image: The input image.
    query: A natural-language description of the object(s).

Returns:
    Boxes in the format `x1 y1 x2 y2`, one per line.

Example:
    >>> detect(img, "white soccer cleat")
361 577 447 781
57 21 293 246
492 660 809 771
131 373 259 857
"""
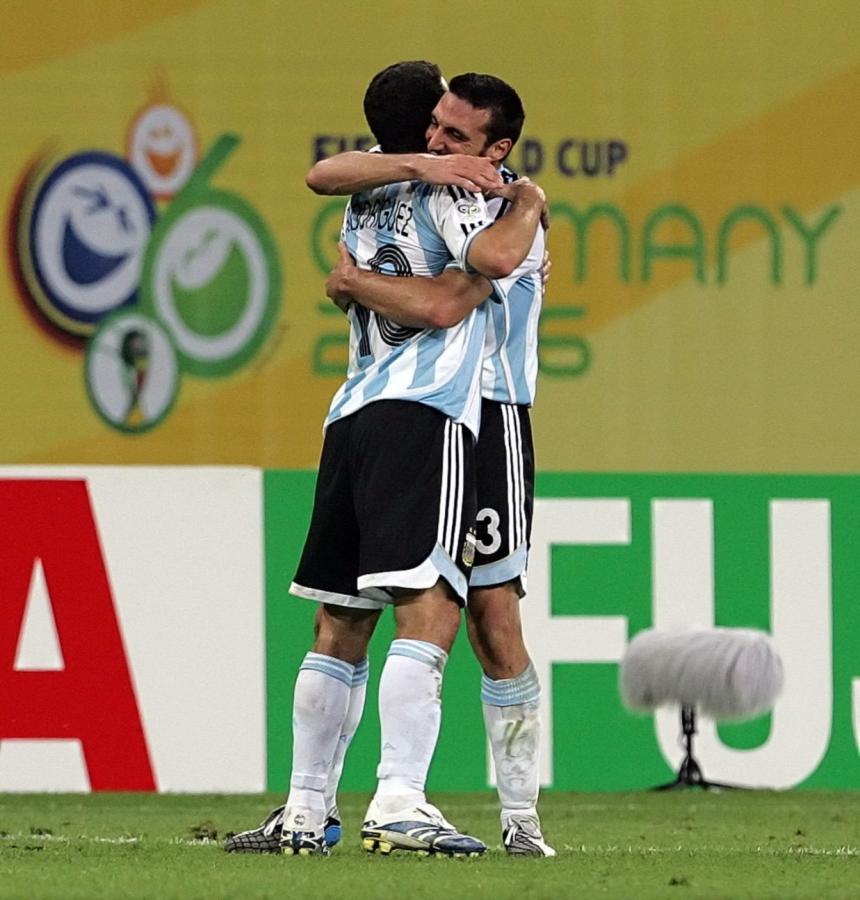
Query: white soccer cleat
502 813 556 857
361 799 486 857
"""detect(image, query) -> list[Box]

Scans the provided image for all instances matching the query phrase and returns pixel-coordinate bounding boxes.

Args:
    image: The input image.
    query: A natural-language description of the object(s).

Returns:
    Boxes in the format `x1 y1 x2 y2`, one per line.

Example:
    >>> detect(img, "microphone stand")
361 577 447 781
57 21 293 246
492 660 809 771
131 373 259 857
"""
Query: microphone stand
654 706 741 791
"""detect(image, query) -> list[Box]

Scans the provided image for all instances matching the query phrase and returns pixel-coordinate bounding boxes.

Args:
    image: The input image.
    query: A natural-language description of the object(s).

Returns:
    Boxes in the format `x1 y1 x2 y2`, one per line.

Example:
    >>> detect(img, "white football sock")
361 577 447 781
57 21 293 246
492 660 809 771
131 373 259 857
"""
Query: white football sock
286 652 354 822
323 657 368 818
482 661 542 824
374 639 448 815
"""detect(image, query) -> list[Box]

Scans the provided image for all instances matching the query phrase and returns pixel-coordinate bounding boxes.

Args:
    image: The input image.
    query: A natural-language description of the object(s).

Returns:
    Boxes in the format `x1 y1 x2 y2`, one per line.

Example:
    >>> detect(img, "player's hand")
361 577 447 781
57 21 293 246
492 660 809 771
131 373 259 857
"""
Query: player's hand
540 250 552 292
487 176 545 205
489 177 549 229
325 242 356 314
413 153 503 193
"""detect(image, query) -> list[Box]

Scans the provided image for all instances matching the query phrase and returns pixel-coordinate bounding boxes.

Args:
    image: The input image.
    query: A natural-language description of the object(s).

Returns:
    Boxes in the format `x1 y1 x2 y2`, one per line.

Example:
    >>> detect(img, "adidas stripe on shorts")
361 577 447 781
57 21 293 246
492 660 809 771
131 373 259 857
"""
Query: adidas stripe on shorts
291 400 477 609
470 399 535 593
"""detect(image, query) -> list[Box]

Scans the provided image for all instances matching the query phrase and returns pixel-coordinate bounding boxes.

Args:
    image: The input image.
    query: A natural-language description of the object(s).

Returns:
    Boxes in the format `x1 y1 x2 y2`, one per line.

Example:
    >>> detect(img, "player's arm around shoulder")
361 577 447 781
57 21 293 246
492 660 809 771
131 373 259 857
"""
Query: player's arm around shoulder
466 178 546 279
306 151 503 195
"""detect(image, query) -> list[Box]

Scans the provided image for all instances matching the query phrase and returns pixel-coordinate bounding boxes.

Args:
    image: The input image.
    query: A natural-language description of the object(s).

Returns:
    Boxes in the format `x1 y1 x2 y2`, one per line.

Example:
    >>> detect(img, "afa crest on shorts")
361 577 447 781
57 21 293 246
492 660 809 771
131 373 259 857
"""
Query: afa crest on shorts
462 530 477 568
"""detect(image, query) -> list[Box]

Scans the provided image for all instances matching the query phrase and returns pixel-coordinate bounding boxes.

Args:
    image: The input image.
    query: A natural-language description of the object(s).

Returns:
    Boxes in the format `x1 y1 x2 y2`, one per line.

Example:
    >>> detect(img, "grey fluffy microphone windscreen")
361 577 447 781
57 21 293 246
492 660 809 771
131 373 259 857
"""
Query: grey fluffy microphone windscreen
620 628 784 721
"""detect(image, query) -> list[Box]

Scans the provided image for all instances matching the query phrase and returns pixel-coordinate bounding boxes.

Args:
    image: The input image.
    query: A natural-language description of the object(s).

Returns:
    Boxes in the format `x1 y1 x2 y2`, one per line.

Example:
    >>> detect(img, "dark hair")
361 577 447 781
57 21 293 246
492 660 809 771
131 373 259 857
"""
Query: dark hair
363 61 446 153
447 73 525 150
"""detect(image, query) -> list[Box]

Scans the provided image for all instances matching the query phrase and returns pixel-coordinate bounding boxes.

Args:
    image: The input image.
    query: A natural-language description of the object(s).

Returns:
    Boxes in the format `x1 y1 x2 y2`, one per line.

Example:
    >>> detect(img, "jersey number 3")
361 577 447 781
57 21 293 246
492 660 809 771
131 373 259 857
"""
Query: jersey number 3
475 507 502 555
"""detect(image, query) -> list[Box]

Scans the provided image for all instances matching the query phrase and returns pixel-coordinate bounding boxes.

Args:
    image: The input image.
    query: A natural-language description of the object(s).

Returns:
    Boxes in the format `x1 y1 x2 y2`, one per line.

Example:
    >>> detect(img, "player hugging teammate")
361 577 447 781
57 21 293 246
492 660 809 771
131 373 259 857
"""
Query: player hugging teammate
226 60 553 859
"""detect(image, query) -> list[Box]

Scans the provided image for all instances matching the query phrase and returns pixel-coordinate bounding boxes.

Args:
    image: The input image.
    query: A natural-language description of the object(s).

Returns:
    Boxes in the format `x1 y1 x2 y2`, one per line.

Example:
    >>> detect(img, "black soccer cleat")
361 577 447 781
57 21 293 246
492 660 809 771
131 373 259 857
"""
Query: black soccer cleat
224 805 285 853
225 804 342 853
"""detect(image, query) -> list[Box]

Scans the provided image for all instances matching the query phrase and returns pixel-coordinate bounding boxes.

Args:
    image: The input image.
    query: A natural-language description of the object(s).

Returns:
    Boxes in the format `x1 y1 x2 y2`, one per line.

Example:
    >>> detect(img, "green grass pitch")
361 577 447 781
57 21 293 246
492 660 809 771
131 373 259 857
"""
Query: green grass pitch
1 791 858 899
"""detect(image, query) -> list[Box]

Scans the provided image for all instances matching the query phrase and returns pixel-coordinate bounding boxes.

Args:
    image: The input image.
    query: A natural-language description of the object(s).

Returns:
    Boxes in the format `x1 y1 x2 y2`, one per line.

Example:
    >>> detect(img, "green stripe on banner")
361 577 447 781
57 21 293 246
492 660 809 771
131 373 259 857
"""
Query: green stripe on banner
266 472 860 791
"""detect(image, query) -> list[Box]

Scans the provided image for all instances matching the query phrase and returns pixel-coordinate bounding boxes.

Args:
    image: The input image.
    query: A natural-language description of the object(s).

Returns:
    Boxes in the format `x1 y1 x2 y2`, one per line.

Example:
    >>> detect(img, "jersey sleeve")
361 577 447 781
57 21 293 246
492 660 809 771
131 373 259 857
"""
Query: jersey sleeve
489 225 546 303
427 187 491 270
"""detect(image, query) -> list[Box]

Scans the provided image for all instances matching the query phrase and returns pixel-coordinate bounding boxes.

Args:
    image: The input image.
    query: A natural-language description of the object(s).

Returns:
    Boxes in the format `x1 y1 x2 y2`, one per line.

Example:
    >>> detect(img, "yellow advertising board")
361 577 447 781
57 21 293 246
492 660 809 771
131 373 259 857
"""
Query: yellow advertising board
1 0 857 471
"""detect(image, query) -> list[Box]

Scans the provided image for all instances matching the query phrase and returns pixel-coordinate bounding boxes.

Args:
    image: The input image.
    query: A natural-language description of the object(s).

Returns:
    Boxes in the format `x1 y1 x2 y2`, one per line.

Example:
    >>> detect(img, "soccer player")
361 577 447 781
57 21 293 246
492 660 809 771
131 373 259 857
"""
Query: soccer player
225 61 544 858
309 74 554 858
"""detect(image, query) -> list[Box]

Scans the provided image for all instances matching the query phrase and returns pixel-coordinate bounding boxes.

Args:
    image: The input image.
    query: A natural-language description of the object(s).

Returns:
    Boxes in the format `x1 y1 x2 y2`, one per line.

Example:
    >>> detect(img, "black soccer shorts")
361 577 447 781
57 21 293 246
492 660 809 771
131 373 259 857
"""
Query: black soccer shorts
469 399 535 593
290 400 477 609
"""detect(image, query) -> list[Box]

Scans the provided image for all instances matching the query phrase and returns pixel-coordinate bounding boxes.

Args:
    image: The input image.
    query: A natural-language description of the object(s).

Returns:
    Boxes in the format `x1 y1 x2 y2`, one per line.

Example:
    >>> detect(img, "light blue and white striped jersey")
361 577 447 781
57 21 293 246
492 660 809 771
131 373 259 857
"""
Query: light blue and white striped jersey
482 166 546 406
325 177 491 436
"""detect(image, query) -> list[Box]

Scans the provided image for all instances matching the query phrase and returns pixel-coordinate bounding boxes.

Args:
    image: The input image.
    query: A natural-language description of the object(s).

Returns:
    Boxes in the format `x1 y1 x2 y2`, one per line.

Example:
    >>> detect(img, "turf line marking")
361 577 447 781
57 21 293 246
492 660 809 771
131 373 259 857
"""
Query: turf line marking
564 843 859 857
0 833 221 847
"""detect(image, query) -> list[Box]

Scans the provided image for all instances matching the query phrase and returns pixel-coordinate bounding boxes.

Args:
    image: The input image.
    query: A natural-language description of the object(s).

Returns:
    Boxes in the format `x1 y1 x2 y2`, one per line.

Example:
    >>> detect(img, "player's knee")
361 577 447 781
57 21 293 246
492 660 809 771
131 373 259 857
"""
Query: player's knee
313 604 379 662
393 581 462 653
466 610 511 664
466 585 529 675
468 585 521 636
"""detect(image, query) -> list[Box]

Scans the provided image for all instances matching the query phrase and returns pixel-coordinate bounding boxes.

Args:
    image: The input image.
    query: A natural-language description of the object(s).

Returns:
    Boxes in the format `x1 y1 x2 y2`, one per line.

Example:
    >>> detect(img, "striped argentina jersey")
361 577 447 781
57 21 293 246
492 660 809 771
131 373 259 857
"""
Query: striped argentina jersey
325 176 491 437
482 165 546 406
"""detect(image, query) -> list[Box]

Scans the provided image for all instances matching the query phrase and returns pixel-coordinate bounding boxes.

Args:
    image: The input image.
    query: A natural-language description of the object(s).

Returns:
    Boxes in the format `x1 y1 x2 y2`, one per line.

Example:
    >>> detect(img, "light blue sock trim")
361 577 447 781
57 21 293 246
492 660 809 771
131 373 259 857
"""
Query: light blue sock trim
300 652 355 688
352 657 370 687
481 661 541 707
388 638 448 673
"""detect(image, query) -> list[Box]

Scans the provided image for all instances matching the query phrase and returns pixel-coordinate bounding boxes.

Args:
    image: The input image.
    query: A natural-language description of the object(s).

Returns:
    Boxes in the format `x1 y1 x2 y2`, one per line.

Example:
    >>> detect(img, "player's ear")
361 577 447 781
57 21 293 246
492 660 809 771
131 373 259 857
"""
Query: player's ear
485 138 512 163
